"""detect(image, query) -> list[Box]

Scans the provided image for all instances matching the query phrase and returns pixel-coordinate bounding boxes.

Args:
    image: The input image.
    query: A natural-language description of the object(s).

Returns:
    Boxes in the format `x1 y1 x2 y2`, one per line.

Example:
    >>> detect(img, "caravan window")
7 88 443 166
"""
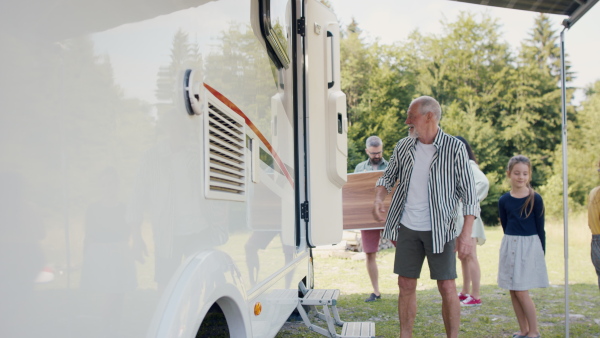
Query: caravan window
260 0 291 69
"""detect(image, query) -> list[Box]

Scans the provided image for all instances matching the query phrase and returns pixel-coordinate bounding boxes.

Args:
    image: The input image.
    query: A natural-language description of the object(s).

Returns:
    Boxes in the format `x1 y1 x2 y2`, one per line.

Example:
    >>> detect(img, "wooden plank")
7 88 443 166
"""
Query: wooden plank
342 171 397 231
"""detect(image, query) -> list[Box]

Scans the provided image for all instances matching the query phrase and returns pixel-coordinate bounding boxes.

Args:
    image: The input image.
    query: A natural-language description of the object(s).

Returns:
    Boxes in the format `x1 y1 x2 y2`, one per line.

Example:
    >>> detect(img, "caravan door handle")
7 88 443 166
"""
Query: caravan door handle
327 31 334 89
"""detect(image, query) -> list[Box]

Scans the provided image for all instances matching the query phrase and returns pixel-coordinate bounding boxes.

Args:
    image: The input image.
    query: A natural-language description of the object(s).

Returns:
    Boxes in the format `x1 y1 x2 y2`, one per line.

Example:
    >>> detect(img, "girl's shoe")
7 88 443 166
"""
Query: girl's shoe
460 295 481 306
457 292 469 301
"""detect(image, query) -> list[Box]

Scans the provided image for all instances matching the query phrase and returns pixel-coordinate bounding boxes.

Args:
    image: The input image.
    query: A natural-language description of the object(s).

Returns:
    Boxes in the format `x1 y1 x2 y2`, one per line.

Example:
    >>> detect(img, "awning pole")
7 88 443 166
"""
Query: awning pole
559 27 569 338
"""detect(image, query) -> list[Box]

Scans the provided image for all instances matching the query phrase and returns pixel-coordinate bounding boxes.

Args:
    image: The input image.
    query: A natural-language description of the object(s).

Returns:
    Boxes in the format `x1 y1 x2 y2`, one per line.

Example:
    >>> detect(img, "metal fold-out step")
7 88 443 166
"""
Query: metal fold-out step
341 322 375 338
296 284 375 338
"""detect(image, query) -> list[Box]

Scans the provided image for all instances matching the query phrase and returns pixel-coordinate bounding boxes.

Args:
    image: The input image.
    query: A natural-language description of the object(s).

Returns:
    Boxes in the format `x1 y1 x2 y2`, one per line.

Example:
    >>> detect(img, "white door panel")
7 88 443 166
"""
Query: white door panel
305 0 347 247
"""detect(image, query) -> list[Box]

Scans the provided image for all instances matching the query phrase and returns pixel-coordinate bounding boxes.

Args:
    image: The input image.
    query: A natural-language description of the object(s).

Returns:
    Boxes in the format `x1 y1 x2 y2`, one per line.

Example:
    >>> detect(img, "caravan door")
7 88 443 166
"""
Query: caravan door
304 0 347 247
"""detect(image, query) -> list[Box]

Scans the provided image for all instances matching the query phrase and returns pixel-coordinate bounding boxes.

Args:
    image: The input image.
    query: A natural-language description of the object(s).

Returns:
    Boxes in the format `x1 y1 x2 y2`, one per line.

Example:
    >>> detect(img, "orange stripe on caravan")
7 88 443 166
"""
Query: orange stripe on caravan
204 83 295 189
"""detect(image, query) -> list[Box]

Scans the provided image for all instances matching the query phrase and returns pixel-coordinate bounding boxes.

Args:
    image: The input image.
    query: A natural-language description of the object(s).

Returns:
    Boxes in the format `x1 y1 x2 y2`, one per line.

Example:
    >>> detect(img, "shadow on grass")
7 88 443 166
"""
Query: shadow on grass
276 284 600 337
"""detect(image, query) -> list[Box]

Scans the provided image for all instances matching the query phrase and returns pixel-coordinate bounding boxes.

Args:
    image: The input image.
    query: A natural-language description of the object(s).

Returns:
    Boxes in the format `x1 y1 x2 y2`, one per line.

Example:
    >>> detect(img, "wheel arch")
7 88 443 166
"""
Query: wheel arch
148 250 251 338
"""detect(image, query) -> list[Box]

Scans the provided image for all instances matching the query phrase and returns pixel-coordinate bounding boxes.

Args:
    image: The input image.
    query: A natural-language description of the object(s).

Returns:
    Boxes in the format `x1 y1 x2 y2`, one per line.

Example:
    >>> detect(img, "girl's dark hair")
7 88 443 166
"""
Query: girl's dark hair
455 136 477 163
507 155 537 217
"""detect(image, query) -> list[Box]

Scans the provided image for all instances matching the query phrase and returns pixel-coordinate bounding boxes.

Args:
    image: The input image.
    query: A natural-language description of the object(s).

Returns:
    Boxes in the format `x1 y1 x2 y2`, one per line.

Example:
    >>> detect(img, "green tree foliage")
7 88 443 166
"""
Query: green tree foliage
342 20 417 169
539 80 600 218
342 12 584 225
498 14 574 188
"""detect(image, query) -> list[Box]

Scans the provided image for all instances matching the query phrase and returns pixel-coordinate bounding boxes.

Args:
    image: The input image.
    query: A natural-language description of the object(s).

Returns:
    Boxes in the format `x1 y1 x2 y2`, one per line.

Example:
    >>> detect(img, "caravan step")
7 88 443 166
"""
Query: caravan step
340 322 375 338
299 289 340 306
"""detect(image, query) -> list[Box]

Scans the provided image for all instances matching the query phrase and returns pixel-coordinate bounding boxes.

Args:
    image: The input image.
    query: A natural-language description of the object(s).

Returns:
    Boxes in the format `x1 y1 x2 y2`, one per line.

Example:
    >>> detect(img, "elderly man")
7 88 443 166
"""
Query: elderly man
372 96 479 338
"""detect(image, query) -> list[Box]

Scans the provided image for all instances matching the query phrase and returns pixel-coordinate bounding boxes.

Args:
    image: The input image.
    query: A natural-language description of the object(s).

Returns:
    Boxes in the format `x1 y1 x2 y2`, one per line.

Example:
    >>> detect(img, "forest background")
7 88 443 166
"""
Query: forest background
336 9 600 225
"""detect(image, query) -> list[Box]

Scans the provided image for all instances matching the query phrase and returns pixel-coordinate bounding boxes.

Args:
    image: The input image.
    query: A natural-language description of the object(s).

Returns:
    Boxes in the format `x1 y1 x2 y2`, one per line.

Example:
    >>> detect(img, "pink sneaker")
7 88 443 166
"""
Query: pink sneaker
461 295 481 306
457 292 469 301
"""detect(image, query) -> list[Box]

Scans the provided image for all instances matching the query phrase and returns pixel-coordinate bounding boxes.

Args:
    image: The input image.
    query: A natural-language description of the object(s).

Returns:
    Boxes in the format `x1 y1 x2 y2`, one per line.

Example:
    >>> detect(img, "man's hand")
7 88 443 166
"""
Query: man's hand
456 233 474 260
372 200 386 222
372 186 388 222
455 215 475 260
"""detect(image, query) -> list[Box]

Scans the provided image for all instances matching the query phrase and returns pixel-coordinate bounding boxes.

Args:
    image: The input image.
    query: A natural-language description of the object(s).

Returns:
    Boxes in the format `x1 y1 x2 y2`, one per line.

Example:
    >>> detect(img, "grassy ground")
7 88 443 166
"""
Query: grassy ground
277 214 600 337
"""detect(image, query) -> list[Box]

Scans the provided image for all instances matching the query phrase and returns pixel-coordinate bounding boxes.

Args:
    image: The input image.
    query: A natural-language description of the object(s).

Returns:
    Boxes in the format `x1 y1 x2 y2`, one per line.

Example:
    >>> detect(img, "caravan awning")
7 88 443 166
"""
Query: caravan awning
450 0 599 27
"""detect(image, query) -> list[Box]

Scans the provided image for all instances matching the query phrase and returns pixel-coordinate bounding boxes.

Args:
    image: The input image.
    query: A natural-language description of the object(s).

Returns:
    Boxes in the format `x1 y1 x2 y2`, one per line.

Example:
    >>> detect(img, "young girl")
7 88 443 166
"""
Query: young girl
498 155 548 338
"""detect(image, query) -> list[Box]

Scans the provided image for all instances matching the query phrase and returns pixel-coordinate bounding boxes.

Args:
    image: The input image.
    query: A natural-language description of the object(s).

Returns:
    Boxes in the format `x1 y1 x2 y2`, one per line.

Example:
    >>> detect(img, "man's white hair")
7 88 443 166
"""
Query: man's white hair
411 96 441 122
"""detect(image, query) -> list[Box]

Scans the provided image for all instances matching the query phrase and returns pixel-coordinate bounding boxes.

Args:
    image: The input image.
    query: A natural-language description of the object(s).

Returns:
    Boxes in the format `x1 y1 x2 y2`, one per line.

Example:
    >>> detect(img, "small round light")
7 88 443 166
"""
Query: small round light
253 302 262 316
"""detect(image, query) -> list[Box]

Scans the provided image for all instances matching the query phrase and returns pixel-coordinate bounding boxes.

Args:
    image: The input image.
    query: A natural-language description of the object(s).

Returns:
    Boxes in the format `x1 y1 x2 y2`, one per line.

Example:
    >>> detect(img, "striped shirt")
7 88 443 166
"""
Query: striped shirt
376 129 480 254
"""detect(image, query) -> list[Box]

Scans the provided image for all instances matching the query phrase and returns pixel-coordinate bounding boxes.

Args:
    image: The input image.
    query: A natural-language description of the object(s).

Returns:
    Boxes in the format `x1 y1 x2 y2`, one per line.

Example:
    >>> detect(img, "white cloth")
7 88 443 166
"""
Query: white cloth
401 141 436 231
497 234 549 290
454 160 489 245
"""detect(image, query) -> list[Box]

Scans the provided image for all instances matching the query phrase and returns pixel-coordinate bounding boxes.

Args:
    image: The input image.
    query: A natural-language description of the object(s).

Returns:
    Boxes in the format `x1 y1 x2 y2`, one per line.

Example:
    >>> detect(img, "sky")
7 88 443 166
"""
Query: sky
327 0 600 104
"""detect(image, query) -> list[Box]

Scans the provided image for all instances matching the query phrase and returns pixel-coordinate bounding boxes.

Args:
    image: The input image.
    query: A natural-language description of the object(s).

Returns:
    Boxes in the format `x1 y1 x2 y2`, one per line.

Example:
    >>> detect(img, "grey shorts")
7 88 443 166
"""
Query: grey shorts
393 224 457 280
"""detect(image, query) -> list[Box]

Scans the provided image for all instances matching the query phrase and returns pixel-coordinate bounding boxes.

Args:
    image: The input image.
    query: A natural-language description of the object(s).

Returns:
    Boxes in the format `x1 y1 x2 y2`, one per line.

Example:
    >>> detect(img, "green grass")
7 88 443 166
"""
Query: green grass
277 214 600 337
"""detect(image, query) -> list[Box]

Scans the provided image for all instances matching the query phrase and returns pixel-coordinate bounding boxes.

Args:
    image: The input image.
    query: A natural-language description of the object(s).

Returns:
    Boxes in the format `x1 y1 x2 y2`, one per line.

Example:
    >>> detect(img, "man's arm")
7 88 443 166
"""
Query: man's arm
454 146 479 259
372 141 401 222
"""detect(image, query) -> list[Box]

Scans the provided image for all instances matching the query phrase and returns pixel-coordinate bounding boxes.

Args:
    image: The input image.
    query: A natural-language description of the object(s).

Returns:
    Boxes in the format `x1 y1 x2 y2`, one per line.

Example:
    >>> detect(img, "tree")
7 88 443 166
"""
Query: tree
498 13 574 188
539 80 600 218
341 20 417 170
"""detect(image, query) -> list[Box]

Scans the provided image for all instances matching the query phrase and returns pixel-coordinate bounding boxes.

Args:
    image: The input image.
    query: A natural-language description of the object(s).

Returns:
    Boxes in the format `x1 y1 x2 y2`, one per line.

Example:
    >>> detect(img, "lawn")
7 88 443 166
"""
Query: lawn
277 214 600 337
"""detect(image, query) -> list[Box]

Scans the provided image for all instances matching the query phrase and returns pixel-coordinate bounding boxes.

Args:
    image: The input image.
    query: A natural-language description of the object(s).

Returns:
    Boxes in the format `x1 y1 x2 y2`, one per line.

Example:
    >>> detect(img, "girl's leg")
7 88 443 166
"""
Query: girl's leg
510 290 529 336
513 290 540 337
460 255 471 295
469 241 481 299
460 238 477 296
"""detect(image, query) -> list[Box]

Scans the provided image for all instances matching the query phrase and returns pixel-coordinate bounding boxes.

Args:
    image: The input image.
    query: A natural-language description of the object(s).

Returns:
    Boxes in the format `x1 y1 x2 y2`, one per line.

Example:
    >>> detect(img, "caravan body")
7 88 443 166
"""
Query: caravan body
0 0 347 336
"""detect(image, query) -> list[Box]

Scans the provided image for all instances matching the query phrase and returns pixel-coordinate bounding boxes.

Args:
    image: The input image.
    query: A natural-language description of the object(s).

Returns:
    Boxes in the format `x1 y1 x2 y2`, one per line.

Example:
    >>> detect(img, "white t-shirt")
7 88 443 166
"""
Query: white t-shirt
401 141 436 231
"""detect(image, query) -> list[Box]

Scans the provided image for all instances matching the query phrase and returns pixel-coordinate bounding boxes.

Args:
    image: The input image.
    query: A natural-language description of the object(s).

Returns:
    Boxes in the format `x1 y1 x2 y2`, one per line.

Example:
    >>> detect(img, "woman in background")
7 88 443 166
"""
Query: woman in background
454 136 489 307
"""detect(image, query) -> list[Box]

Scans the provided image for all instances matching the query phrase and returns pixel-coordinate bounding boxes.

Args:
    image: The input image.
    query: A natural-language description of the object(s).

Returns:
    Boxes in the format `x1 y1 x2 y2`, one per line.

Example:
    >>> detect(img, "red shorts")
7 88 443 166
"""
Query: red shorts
360 229 396 253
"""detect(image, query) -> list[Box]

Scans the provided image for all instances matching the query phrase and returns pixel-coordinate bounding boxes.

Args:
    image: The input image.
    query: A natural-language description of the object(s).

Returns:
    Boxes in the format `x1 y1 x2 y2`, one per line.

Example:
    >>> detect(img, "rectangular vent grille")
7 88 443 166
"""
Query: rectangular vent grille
205 101 246 201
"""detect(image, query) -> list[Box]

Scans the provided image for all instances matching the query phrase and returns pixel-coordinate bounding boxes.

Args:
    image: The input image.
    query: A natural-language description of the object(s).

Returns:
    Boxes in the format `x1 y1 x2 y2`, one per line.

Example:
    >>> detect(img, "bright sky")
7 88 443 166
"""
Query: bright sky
328 0 600 104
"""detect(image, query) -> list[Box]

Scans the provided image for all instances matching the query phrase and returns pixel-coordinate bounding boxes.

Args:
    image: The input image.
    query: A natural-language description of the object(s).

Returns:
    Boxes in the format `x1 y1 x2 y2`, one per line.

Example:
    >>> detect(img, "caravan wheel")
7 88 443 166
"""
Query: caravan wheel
196 303 229 338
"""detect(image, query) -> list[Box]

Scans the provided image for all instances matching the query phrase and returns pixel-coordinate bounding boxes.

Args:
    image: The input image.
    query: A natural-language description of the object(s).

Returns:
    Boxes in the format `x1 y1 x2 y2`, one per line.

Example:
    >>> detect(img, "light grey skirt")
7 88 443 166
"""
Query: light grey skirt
497 234 549 290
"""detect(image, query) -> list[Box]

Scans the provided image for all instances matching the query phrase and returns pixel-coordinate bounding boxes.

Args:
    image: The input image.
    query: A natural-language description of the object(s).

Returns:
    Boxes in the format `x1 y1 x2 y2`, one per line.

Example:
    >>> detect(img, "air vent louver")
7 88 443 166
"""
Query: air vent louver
204 99 246 201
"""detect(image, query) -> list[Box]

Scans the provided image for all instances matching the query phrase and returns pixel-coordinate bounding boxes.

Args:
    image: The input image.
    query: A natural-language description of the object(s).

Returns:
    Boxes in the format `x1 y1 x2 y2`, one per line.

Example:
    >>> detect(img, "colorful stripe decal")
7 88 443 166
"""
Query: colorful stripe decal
204 83 295 189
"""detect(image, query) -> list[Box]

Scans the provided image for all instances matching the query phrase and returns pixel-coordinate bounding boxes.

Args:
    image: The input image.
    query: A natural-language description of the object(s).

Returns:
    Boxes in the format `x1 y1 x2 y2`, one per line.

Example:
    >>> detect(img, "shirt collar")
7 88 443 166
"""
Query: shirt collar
432 128 445 148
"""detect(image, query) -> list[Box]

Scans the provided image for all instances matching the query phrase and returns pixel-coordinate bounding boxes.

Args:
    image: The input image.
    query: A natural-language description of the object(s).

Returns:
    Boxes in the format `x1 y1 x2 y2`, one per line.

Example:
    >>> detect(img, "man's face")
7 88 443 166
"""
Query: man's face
366 145 383 164
405 103 429 139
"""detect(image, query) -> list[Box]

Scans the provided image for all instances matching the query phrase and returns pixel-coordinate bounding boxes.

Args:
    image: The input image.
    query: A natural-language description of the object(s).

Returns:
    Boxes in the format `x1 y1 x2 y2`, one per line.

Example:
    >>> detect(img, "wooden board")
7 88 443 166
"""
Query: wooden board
342 171 397 230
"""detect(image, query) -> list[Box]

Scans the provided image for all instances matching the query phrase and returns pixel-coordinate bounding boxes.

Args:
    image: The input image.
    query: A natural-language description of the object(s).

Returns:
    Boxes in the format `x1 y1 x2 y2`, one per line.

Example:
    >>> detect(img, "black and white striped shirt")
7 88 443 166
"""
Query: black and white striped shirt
376 129 480 254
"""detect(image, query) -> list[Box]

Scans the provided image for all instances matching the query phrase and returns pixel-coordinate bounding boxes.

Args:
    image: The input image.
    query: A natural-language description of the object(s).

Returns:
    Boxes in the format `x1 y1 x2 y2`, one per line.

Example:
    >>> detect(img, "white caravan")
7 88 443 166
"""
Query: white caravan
0 0 370 337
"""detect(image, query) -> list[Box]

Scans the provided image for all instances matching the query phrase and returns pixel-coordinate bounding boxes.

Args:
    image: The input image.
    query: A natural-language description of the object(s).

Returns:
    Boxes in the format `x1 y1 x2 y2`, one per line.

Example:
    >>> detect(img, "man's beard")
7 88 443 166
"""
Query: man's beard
408 125 418 139
371 157 381 164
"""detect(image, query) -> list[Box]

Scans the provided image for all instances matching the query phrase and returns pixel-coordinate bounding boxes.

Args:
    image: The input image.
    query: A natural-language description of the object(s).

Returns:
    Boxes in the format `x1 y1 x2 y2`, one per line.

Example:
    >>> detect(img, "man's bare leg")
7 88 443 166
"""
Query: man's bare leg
398 276 417 338
366 252 380 296
438 279 460 338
